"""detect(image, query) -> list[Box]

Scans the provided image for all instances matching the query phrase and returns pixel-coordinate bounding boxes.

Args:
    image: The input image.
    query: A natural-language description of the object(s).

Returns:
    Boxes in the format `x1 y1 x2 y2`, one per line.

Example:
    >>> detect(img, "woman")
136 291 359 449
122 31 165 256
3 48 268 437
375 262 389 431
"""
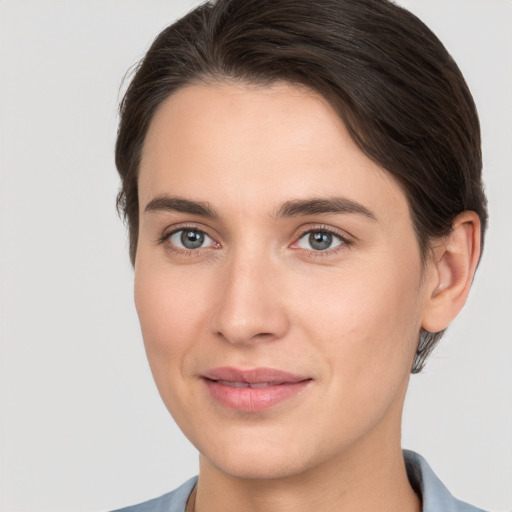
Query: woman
113 0 488 510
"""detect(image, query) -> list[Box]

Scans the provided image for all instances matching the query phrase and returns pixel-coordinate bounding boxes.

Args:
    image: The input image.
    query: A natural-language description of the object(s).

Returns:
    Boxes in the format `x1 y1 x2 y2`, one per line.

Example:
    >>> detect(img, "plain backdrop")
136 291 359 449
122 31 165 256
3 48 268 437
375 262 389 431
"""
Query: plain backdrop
0 1 511 511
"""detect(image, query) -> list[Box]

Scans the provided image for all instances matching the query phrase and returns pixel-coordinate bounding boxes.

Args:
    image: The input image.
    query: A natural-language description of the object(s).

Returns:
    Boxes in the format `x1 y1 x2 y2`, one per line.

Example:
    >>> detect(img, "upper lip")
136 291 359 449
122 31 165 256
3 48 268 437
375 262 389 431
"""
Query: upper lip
201 366 311 385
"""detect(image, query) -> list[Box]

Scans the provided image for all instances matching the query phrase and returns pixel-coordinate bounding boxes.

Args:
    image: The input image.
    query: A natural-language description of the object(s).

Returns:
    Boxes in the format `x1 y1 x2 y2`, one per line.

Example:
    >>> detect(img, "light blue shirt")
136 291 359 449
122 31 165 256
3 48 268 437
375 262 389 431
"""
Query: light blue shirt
112 450 487 511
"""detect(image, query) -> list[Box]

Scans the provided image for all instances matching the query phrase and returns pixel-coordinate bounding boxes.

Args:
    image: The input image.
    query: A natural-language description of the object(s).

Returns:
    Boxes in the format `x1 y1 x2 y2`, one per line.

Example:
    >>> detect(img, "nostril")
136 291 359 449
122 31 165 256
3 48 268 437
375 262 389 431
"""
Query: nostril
214 329 279 344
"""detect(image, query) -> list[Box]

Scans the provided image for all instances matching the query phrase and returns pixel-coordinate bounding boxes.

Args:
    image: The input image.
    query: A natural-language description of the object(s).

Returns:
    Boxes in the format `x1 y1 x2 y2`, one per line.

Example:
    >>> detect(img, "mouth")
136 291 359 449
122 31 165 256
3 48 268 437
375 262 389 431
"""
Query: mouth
214 380 288 388
201 367 312 412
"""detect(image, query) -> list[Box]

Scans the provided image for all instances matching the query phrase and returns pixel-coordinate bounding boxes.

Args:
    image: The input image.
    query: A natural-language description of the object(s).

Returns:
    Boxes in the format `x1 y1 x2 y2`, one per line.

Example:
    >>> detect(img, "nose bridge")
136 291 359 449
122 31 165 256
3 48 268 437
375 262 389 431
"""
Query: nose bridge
212 246 288 345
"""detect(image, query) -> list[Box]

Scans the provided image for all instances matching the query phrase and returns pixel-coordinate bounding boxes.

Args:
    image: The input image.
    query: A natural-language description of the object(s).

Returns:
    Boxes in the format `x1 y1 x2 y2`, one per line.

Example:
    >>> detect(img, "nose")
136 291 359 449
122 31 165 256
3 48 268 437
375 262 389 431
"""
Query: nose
211 253 289 345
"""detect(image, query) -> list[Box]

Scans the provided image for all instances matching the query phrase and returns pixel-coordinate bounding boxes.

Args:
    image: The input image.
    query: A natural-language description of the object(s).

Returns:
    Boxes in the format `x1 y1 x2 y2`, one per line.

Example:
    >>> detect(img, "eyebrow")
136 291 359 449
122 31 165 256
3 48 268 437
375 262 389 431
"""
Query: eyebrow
275 197 378 221
144 194 377 222
144 195 218 218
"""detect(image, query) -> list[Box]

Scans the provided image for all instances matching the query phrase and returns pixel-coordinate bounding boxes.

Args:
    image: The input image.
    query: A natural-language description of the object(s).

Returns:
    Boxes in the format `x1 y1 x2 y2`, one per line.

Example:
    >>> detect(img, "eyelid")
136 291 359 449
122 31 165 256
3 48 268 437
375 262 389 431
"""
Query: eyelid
158 223 221 251
169 229 215 249
156 222 351 256
290 224 352 254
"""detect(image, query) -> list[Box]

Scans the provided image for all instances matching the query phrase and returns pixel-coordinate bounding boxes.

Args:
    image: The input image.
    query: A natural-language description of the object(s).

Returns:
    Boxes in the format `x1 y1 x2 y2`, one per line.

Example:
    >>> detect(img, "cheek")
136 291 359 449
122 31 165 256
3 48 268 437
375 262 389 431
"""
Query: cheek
133 263 214 436
133 261 208 383
295 255 424 384
285 258 424 449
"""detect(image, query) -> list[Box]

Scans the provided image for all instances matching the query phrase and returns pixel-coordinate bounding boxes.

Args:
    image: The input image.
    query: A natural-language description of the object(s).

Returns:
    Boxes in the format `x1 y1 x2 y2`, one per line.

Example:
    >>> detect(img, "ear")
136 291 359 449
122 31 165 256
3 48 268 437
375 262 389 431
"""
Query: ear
421 211 482 333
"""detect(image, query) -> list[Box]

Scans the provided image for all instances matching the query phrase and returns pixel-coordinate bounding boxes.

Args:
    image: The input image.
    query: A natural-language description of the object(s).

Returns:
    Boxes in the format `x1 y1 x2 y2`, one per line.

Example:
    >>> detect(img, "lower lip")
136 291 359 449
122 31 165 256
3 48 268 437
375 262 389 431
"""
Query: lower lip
203 379 311 412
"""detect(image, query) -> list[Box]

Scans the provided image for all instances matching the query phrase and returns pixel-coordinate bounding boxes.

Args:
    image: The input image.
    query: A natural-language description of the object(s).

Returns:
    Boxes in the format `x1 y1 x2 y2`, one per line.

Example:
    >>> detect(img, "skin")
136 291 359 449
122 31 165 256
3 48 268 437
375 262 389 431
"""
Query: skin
134 82 480 512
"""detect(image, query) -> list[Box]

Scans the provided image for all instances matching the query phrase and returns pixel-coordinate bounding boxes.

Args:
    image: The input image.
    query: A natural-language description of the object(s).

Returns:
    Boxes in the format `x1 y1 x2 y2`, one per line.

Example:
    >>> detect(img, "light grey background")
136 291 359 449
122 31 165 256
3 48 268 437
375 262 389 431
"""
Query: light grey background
0 1 510 511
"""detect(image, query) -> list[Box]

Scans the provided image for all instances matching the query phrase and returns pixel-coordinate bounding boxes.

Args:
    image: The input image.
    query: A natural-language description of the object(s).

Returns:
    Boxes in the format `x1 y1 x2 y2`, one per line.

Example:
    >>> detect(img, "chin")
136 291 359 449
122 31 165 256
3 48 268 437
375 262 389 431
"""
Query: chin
203 446 309 481
195 426 322 481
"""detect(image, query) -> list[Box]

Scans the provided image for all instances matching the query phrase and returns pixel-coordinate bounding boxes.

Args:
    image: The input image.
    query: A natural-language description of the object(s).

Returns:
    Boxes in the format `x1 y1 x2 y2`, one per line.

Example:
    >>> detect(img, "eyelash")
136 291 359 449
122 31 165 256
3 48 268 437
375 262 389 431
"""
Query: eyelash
292 225 351 257
158 224 219 257
157 224 351 257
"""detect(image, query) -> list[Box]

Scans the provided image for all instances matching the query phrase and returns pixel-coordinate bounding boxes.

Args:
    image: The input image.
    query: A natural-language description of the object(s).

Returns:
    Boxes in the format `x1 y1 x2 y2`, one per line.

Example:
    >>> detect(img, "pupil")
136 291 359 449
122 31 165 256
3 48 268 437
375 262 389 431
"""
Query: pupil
309 231 332 250
181 230 204 249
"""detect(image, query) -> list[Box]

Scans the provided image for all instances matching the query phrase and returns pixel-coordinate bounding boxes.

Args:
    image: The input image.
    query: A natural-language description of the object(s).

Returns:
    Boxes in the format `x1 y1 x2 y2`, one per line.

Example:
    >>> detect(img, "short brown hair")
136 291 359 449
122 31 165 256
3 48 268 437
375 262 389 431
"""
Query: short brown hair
115 0 487 372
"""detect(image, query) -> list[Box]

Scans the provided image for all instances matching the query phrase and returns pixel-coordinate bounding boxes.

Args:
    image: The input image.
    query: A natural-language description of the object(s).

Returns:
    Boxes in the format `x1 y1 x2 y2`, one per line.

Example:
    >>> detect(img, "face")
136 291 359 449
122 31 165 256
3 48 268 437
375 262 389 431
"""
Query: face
135 82 433 480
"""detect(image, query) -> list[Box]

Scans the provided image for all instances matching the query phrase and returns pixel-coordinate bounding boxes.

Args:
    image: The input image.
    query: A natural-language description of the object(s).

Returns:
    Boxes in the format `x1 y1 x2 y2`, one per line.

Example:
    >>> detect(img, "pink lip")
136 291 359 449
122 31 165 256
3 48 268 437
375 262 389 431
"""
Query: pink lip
201 367 312 412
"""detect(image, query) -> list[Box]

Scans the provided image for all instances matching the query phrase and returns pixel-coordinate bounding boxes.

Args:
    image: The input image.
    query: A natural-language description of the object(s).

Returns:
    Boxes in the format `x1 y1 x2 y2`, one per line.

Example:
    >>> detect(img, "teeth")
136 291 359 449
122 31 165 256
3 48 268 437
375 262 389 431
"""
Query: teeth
217 380 249 388
249 382 272 388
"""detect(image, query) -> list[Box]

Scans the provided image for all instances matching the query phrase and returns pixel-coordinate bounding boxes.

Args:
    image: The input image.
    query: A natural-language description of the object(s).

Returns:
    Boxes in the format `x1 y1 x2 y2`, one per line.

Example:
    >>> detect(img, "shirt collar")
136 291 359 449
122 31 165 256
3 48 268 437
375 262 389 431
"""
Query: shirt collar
403 450 484 512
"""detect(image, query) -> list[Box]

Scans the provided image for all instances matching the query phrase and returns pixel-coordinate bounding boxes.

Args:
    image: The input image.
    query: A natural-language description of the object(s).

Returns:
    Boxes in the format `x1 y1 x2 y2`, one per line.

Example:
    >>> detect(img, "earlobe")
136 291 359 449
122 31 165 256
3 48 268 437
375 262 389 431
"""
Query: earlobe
421 211 481 333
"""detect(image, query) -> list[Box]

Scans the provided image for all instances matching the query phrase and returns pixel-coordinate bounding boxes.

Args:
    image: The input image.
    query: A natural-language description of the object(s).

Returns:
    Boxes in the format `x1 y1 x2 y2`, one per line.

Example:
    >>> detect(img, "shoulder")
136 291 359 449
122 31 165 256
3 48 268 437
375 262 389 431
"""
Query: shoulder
403 450 488 512
110 476 197 512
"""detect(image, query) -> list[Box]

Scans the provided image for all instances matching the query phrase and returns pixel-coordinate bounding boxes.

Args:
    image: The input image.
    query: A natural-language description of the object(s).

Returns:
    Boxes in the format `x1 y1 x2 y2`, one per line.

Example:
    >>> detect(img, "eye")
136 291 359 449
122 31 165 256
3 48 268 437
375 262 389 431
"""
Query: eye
168 228 216 250
296 230 345 251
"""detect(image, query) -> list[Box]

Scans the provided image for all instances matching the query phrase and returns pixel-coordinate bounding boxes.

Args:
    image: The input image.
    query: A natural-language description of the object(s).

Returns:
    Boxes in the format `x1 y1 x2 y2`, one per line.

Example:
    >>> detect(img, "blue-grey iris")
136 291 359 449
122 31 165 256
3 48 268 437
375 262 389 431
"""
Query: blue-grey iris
181 230 205 249
309 231 333 250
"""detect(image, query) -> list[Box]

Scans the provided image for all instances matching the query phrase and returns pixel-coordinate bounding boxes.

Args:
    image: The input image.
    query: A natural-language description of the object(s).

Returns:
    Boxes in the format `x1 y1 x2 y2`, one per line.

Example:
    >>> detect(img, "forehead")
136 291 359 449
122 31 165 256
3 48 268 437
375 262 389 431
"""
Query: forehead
139 82 410 226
